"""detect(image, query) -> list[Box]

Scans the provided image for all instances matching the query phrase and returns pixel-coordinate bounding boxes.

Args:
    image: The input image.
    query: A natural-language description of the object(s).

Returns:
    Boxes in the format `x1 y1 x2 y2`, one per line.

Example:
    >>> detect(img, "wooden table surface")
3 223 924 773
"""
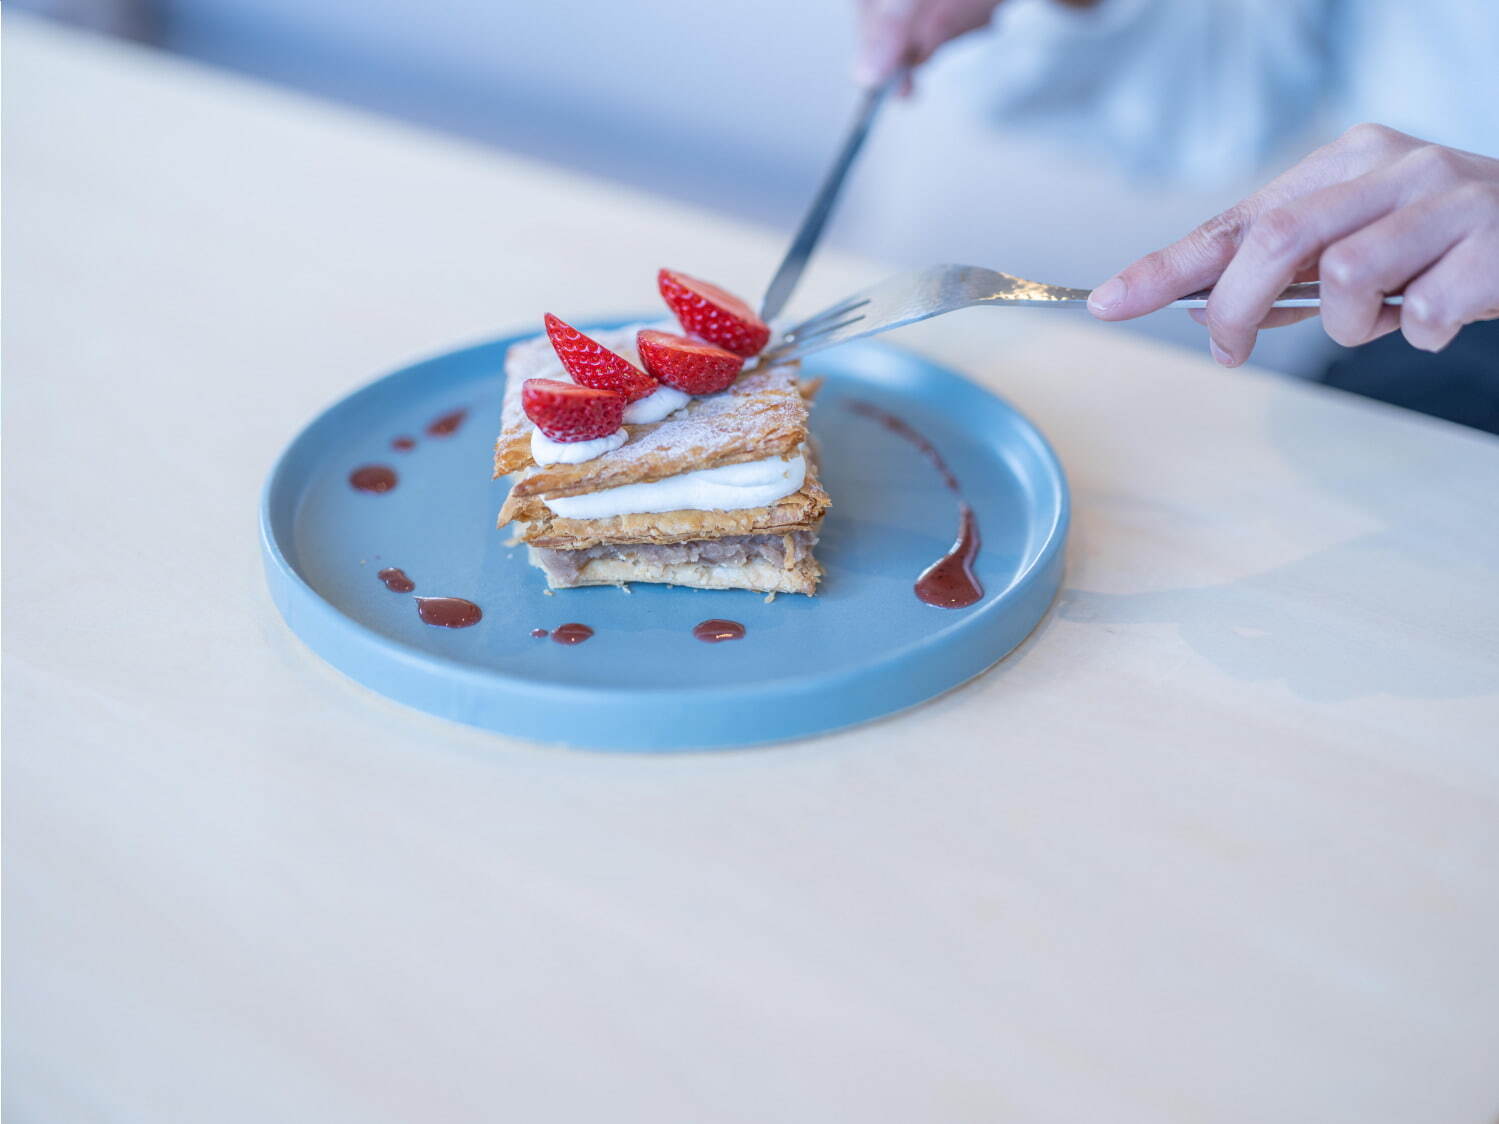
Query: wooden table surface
5 17 1498 1124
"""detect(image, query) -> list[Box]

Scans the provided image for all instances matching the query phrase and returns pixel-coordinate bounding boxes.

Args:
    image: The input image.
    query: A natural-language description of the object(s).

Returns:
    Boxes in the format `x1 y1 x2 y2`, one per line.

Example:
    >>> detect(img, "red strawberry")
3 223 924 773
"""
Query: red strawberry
636 330 744 395
657 269 770 357
521 378 625 443
544 313 658 402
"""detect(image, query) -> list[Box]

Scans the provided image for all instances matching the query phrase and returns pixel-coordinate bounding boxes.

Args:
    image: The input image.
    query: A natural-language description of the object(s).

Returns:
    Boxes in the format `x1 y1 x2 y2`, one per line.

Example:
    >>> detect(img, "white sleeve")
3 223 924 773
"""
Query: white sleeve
972 0 1339 182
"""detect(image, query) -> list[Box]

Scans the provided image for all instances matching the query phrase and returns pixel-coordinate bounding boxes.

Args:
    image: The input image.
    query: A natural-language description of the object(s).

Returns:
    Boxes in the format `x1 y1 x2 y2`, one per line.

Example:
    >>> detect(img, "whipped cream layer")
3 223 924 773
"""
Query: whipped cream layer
546 451 807 520
622 383 690 424
530 427 628 466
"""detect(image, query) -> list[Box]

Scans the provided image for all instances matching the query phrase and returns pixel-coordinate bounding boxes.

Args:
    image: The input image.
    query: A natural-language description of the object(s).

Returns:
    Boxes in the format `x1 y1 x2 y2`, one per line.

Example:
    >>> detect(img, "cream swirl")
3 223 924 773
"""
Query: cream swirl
530 427 628 466
622 383 690 424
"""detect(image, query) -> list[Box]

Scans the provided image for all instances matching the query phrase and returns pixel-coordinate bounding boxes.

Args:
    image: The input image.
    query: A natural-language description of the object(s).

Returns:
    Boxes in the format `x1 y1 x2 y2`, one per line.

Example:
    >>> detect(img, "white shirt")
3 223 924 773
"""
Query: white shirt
978 0 1499 183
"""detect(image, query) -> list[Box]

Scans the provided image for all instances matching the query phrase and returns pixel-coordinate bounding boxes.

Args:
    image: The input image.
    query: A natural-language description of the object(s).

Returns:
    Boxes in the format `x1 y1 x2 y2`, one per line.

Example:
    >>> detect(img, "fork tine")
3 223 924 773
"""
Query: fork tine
788 312 866 347
781 276 895 334
785 297 872 340
763 314 871 365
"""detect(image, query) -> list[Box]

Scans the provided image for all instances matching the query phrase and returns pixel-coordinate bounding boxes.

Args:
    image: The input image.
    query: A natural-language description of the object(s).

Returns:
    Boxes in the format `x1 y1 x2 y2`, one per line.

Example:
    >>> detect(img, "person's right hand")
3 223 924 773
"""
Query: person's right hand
1088 125 1499 363
853 0 1005 91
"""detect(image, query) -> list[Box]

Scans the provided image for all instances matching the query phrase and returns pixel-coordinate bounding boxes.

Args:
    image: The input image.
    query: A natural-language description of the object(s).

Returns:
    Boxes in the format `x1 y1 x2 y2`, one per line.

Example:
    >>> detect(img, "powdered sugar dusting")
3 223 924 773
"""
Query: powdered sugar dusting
593 367 798 462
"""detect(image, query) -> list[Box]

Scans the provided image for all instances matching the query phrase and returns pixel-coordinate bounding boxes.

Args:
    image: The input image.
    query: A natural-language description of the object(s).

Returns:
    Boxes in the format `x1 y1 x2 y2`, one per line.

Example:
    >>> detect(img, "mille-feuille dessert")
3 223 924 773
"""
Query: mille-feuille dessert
494 269 828 595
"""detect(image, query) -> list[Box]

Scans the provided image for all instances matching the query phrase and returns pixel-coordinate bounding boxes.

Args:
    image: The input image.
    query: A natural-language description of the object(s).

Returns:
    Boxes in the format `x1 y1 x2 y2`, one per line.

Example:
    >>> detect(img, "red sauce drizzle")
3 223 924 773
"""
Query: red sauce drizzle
693 619 746 643
914 504 983 608
530 628 549 638
377 567 415 593
846 400 960 493
551 623 594 645
391 436 416 451
847 399 983 608
349 465 398 493
415 596 483 628
426 408 468 437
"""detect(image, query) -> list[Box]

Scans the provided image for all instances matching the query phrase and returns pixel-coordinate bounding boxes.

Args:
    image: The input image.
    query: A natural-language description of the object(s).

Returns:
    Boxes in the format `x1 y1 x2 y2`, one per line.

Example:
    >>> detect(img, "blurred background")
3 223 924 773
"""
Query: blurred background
12 0 1496 386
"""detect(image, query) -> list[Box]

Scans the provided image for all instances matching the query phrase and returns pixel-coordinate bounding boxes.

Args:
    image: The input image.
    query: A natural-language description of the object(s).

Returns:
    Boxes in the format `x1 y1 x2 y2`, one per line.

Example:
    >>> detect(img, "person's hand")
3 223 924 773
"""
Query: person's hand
853 0 1005 91
1087 124 1499 364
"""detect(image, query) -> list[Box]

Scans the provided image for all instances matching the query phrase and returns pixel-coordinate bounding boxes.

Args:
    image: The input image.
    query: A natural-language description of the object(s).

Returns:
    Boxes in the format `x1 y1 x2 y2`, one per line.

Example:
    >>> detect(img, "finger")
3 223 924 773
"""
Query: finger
909 0 999 66
854 27 912 88
854 0 919 86
1364 305 1403 343
1399 228 1499 352
1087 207 1249 322
1189 307 1321 331
1202 171 1407 364
1089 123 1418 322
1320 185 1496 347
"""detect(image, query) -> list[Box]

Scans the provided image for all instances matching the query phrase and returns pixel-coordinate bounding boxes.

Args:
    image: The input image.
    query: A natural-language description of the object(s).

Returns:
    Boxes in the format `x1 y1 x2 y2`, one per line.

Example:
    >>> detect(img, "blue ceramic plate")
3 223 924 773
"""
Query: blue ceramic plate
260 325 1068 750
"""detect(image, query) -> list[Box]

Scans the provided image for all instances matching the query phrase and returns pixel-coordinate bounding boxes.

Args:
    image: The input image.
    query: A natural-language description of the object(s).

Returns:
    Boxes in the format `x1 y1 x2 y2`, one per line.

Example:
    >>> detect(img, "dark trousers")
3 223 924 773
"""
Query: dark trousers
1320 321 1499 435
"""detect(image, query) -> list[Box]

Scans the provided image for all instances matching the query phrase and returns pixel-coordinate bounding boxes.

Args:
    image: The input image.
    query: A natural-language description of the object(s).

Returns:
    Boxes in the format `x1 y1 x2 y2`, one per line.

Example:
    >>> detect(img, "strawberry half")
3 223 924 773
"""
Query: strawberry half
657 269 770 357
637 330 744 395
544 313 658 402
521 378 625 443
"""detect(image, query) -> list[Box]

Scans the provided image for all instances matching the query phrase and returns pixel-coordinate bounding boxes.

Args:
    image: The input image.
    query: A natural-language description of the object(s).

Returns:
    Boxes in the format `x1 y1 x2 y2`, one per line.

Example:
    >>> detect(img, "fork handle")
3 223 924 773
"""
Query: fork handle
1169 282 1404 310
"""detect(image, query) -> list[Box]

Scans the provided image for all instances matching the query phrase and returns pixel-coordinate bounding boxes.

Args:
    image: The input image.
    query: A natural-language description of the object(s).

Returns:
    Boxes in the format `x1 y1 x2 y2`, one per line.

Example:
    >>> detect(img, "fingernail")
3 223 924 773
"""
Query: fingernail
851 60 879 87
1210 339 1234 366
1088 277 1125 314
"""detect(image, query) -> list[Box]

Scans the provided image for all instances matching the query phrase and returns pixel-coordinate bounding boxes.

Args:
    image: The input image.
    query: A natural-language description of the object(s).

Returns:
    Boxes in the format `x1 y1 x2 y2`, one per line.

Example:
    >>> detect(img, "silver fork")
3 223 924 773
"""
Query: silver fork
764 264 1404 363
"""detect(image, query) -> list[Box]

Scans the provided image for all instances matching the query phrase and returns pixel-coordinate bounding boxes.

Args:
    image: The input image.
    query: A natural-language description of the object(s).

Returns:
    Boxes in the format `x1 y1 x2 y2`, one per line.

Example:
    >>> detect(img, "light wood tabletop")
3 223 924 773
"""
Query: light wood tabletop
5 16 1498 1124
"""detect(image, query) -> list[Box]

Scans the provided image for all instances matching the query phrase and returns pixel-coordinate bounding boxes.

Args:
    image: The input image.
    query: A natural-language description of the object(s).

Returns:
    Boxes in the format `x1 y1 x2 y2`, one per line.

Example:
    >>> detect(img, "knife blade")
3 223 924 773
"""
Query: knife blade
758 75 898 323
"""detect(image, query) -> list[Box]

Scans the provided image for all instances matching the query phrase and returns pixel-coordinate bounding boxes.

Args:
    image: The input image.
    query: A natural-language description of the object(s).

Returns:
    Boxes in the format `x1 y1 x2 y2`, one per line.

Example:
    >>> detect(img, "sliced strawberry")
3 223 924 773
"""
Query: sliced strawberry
657 269 770 357
544 313 658 402
521 378 625 443
636 330 744 395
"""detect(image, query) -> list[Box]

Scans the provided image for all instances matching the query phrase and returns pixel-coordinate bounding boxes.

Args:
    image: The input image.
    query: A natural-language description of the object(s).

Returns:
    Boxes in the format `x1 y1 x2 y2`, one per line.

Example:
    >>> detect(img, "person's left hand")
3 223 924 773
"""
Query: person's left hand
853 0 1004 93
1087 125 1499 364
